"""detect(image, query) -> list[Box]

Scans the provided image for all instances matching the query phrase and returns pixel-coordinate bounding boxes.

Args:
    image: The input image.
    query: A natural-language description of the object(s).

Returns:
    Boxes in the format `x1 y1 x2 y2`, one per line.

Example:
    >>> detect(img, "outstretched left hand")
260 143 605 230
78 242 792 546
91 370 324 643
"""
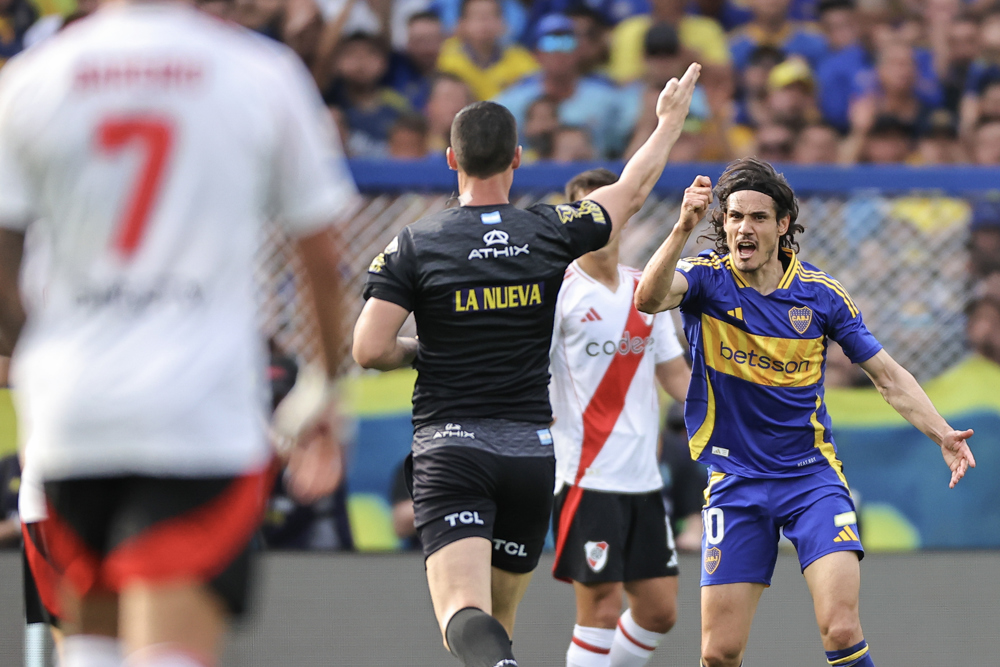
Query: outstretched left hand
941 429 975 488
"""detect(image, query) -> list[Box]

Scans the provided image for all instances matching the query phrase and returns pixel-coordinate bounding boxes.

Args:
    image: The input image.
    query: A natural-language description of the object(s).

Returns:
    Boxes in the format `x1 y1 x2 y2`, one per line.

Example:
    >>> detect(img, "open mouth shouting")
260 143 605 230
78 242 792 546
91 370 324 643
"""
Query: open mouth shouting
736 239 757 262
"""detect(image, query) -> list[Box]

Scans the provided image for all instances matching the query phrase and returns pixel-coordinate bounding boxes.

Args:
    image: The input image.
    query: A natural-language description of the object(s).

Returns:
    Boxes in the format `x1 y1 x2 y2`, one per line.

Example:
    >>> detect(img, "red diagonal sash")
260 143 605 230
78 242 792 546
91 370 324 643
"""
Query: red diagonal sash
553 283 653 579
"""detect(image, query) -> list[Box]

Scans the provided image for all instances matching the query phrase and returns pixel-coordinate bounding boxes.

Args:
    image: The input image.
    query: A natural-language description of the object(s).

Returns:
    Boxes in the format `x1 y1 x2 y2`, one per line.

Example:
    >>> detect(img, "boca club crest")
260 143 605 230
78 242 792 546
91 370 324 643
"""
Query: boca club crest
788 306 813 335
704 546 722 575
584 541 609 572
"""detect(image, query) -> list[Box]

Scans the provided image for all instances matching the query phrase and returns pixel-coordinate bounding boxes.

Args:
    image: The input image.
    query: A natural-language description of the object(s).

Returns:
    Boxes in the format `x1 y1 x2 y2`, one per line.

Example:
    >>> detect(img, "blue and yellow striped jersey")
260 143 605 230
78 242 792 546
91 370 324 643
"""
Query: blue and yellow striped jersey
677 248 882 478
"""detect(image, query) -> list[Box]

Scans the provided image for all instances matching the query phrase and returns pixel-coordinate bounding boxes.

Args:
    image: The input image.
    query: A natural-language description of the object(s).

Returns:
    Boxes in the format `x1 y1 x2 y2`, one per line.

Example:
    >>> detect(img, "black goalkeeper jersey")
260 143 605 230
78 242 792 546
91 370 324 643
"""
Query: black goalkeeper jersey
363 199 612 426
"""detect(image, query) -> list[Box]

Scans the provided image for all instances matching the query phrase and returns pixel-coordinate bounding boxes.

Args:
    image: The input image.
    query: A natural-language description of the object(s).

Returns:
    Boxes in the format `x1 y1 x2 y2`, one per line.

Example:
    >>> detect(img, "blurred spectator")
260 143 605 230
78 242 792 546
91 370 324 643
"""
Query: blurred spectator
568 6 612 80
860 115 915 164
328 105 353 154
551 125 595 162
431 0 528 47
735 45 785 127
968 198 1000 278
754 121 796 162
436 0 538 100
794 122 841 163
386 10 445 109
521 0 646 47
608 0 731 84
976 76 1000 119
424 73 475 152
960 10 1000 136
390 458 419 549
939 11 979 115
971 117 1000 164
522 96 560 161
815 0 866 132
729 0 828 74
966 276 1000 367
621 22 712 158
916 109 965 164
849 42 942 138
388 114 430 159
0 0 36 63
658 403 705 552
495 14 629 158
324 32 413 157
765 56 821 130
0 453 18 548
708 0 819 32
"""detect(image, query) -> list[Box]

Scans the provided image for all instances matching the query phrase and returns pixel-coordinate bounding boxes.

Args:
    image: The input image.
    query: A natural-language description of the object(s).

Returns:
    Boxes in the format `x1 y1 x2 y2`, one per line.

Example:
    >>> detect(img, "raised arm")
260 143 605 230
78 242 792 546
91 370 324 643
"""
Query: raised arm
352 298 418 371
859 349 975 488
587 62 701 242
633 175 713 313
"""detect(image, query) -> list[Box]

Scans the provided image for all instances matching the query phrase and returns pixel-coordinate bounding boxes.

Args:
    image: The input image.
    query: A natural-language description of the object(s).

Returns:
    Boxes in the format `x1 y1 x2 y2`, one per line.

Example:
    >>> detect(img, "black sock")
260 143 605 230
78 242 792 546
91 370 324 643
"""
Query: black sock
445 607 518 667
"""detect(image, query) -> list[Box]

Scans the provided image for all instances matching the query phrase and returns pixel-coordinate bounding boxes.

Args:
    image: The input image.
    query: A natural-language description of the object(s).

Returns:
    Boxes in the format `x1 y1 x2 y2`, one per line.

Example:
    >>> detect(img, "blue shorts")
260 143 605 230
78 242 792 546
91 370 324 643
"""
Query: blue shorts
700 465 864 587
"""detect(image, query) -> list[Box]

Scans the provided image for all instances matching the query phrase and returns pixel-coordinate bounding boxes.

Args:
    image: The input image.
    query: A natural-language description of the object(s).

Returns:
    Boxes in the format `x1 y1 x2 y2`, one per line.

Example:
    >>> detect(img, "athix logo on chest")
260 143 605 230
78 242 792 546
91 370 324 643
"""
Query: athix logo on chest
468 230 529 260
789 306 813 334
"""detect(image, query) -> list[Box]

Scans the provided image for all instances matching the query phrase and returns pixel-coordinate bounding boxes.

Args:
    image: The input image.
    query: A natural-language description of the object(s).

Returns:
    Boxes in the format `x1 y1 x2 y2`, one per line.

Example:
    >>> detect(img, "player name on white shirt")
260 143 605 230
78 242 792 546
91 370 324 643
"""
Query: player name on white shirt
549 262 685 493
0 6 357 480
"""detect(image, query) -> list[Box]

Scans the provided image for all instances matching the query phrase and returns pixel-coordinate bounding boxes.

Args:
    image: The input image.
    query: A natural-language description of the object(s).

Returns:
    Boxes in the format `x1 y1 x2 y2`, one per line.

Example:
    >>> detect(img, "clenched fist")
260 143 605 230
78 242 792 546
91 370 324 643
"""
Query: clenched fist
678 175 713 232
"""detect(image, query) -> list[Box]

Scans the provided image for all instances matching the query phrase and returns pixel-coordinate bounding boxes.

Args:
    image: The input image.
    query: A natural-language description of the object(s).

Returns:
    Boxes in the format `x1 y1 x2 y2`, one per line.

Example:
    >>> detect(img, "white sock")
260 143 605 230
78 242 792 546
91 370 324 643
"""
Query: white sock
609 608 666 667
61 635 122 667
123 646 208 667
566 625 614 667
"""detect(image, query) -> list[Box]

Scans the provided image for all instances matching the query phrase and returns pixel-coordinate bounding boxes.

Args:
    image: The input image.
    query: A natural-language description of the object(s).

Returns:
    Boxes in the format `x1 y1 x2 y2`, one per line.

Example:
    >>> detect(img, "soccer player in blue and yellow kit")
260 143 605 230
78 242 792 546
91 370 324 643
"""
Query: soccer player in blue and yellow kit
633 158 977 667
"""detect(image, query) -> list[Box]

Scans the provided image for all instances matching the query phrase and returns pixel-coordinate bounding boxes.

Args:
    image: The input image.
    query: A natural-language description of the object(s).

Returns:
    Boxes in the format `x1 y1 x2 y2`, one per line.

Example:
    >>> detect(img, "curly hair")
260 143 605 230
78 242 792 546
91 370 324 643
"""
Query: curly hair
701 158 803 255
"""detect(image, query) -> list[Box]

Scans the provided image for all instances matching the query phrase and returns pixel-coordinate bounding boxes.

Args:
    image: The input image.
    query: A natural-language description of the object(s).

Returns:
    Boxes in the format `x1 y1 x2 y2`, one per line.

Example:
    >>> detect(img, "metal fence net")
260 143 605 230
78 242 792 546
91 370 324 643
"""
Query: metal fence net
257 191 972 381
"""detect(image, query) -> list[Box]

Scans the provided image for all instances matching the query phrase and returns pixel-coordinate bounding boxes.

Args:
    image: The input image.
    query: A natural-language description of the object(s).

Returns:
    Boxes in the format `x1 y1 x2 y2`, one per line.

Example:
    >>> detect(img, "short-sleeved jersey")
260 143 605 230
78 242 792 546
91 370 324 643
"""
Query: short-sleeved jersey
364 200 611 427
678 248 882 479
0 6 357 480
549 262 684 493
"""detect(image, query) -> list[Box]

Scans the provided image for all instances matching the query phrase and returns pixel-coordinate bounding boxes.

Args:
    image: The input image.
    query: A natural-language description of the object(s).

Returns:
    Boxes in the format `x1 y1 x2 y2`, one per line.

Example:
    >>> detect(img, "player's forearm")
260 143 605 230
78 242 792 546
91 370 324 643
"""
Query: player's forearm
357 336 417 371
876 365 951 447
298 229 348 379
0 230 25 356
617 119 685 218
635 224 692 313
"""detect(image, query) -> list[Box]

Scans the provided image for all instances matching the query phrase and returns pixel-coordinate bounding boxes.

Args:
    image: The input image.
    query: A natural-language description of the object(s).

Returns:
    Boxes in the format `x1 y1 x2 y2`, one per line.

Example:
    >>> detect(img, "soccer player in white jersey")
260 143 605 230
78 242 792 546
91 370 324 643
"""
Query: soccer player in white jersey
0 5 356 667
550 169 691 667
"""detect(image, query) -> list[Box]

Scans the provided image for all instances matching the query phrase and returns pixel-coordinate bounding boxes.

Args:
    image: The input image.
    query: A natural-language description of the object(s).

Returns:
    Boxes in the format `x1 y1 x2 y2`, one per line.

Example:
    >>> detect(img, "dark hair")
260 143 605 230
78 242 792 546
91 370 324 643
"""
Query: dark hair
703 158 803 254
460 0 499 18
565 167 618 200
408 9 441 25
391 113 429 136
451 101 518 178
339 31 389 56
817 0 855 16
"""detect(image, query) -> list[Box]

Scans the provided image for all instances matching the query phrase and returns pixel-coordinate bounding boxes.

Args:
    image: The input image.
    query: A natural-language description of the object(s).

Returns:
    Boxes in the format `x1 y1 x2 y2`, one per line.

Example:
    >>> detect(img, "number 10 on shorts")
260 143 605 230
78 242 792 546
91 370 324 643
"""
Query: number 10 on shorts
703 508 724 574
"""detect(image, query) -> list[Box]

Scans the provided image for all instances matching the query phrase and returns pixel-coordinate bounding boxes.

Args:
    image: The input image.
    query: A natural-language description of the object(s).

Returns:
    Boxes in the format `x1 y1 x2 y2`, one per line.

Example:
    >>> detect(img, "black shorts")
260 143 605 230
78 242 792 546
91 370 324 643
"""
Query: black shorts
408 446 555 574
23 523 60 627
552 486 679 584
40 468 271 617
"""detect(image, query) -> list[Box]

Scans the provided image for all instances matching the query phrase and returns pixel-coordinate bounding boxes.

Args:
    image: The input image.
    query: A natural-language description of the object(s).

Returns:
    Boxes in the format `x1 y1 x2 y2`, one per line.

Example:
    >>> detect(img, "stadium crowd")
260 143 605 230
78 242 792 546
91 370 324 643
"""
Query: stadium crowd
11 0 1000 164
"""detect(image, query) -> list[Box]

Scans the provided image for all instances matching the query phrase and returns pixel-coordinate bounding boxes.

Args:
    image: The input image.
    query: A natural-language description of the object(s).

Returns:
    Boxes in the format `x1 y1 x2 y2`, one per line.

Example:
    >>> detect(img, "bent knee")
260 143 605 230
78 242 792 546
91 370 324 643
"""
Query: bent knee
701 636 744 667
632 604 677 634
820 620 863 650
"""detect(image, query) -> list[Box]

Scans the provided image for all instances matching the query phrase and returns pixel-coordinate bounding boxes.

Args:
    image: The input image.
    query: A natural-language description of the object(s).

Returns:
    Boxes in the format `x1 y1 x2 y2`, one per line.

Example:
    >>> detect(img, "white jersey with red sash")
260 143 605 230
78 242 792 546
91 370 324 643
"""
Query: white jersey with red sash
548 262 684 566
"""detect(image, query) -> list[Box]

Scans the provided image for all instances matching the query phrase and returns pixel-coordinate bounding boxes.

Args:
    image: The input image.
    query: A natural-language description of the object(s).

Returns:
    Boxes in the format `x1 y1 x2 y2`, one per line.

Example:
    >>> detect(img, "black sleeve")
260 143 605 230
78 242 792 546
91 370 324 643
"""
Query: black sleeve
362 227 418 311
529 199 613 260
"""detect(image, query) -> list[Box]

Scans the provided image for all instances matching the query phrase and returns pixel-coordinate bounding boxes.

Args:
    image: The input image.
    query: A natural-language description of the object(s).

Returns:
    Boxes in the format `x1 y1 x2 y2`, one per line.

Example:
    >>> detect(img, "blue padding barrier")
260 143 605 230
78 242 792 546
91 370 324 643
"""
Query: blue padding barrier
348 158 1000 196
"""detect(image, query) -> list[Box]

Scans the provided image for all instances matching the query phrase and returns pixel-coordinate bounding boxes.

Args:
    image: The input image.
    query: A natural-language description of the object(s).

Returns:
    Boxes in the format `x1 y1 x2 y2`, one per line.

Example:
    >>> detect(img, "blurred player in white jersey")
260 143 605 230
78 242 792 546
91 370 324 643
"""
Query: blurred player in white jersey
550 169 691 667
0 5 356 667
